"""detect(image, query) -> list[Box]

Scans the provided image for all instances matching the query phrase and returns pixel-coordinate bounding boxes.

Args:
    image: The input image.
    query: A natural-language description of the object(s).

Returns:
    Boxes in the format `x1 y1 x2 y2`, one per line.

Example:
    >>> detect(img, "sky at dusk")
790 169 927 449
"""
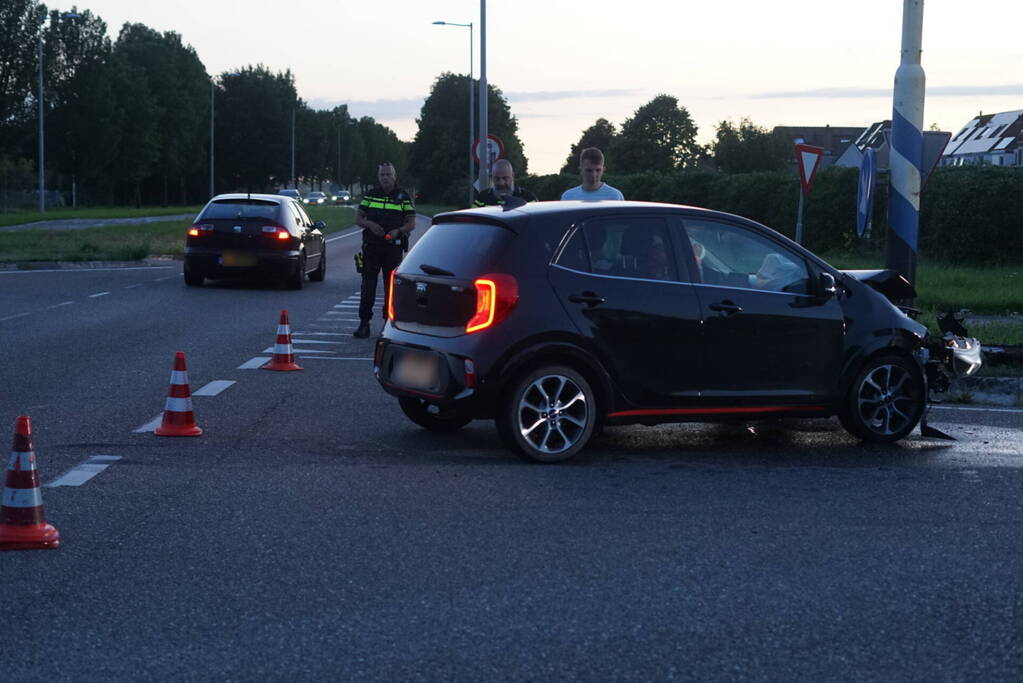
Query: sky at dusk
70 0 1023 174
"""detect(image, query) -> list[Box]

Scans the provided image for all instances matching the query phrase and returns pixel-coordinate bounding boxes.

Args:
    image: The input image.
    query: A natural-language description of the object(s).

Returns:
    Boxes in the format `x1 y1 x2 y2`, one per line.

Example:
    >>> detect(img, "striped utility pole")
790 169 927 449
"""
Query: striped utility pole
477 0 489 191
886 0 925 288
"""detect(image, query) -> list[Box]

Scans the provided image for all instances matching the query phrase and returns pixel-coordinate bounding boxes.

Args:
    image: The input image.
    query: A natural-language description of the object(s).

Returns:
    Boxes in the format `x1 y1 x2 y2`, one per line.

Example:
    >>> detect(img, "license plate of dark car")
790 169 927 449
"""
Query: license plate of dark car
221 251 257 267
394 351 438 390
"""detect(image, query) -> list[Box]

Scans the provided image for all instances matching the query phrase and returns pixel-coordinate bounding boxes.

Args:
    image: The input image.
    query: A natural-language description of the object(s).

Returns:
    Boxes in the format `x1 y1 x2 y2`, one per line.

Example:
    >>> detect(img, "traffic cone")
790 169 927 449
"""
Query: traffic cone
0 416 60 550
263 309 303 371
154 351 203 437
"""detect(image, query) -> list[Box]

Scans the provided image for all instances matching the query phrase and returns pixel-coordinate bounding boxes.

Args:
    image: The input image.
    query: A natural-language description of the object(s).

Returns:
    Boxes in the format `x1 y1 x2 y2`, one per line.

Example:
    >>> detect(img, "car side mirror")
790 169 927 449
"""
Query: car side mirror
313 220 326 230
819 272 837 298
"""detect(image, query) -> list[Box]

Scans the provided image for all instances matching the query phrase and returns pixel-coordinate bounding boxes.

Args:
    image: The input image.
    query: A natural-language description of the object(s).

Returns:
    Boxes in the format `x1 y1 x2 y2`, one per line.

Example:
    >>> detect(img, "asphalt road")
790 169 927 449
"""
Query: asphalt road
2 217 1022 680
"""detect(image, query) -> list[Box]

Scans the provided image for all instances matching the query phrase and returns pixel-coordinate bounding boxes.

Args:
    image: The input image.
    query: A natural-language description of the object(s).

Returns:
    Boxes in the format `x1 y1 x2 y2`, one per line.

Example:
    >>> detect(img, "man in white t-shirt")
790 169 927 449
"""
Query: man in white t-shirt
560 147 624 200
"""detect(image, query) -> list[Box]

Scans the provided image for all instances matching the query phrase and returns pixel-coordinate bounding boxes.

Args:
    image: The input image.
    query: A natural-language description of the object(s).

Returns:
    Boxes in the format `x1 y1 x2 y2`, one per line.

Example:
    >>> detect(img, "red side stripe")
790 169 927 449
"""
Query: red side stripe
607 405 828 418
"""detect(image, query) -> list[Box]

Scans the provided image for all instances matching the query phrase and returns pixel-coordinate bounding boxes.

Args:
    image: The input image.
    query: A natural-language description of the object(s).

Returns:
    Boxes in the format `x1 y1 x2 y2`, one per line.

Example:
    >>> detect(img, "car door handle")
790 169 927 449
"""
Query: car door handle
568 292 606 307
709 301 742 314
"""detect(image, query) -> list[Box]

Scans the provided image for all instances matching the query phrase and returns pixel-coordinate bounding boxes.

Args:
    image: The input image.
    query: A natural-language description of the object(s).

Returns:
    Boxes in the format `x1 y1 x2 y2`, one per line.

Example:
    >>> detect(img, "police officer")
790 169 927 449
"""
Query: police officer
472 159 537 207
353 162 416 338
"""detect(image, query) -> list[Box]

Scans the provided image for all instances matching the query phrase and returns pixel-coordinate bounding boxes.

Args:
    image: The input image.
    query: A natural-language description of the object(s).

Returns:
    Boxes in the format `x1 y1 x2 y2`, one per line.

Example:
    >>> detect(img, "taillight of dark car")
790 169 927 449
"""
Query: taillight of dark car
261 225 294 244
466 273 518 333
187 223 214 238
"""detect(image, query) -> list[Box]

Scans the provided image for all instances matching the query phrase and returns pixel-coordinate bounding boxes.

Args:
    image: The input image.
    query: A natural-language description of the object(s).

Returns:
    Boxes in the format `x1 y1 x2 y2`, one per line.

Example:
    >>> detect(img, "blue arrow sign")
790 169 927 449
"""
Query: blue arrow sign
856 148 877 238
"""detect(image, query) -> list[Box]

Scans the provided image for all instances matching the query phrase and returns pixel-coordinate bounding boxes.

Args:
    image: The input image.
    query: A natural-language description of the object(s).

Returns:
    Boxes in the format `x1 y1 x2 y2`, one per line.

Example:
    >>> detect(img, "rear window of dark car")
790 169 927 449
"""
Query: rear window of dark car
405 222 513 275
200 200 280 221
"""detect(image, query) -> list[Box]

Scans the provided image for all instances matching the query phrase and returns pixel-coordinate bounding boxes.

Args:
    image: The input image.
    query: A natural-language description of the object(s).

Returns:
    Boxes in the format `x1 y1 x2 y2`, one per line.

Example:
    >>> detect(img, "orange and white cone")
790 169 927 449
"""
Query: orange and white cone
154 351 203 437
263 309 303 372
0 416 60 550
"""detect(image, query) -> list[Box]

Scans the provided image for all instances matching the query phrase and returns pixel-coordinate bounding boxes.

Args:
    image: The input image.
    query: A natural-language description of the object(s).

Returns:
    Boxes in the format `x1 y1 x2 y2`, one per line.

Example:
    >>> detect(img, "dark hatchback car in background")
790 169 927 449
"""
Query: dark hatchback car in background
374 201 979 463
183 193 326 289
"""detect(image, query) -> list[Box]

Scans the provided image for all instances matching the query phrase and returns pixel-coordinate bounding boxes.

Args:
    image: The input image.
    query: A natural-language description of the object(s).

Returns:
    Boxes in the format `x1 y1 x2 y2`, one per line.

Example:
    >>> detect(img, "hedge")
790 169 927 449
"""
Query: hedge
522 165 1023 264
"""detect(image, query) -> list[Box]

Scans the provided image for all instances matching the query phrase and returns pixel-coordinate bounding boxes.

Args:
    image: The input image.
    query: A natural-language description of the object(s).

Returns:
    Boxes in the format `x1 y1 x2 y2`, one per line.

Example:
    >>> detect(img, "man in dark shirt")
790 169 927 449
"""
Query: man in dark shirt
353 162 416 338
472 159 537 208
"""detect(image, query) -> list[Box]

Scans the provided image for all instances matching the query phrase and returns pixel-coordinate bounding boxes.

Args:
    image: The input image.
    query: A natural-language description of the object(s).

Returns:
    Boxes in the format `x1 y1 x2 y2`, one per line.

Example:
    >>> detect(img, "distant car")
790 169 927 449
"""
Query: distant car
278 188 302 201
183 193 326 289
374 201 981 463
333 189 352 204
305 191 327 206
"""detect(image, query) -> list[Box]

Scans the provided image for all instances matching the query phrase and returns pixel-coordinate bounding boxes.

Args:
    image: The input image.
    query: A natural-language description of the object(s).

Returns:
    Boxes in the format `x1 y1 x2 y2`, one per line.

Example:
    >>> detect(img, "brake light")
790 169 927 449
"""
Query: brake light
261 225 291 240
188 227 199 237
187 223 213 237
387 270 396 320
466 273 518 333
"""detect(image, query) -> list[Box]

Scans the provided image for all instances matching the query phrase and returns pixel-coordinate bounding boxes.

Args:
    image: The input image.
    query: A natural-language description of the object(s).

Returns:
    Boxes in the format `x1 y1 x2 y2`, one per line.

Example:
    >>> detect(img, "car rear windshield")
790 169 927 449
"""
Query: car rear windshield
200 200 280 221
405 222 513 275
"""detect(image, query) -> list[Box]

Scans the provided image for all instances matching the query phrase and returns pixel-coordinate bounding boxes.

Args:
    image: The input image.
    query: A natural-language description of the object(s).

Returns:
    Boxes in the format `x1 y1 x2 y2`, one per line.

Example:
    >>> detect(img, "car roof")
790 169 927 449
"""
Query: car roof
210 193 288 203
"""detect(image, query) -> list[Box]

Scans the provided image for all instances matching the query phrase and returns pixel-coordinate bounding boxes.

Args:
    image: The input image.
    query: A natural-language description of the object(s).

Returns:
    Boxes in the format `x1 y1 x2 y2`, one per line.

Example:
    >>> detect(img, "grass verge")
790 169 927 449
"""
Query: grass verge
0 208 356 262
0 205 203 228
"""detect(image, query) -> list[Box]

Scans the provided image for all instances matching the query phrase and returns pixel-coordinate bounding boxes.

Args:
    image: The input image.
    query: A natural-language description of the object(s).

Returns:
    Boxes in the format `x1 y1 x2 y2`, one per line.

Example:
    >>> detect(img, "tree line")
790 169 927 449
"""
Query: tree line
0 1 407 208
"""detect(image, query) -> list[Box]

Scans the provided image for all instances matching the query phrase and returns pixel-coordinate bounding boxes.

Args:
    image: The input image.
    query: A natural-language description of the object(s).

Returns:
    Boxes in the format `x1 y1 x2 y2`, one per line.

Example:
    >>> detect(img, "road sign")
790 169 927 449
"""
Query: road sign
856 148 877 238
794 143 825 197
472 134 504 165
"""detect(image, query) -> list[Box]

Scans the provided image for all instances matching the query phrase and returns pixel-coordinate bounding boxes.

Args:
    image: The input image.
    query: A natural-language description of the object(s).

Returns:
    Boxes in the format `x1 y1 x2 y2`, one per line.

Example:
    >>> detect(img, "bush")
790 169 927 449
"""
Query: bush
522 165 1021 265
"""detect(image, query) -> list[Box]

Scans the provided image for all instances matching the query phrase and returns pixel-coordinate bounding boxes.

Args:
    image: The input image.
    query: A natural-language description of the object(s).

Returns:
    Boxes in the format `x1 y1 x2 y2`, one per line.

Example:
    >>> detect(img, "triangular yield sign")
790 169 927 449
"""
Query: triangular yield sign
794 143 825 197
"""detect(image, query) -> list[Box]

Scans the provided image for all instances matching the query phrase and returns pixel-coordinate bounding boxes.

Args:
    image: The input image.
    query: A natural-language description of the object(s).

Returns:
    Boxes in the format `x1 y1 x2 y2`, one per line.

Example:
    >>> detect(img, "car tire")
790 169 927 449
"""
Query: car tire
183 265 204 287
287 254 306 290
398 397 472 432
838 354 925 443
309 249 326 282
497 364 596 463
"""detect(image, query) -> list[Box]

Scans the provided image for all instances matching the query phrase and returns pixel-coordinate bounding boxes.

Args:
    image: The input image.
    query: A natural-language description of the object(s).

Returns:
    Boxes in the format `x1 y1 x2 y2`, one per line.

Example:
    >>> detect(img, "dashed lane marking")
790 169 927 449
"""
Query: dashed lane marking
133 415 163 433
48 301 73 308
0 312 30 321
88 291 110 298
261 346 336 354
193 380 236 396
325 228 361 243
299 357 373 361
45 456 122 487
278 339 342 345
291 331 347 336
238 357 271 369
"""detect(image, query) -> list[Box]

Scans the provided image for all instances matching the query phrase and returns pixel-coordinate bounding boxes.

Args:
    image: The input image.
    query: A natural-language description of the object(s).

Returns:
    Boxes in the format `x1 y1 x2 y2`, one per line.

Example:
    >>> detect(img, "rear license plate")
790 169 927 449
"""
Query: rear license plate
221 251 257 267
394 351 438 390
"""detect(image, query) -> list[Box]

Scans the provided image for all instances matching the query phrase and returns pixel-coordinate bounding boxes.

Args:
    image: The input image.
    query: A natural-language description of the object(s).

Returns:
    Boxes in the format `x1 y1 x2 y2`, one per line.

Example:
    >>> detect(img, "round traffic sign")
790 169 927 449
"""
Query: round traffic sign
472 134 505 164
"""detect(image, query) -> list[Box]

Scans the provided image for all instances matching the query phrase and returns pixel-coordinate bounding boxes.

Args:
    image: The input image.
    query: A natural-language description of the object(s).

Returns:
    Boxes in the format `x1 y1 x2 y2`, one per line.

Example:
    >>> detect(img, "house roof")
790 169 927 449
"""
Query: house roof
943 110 1023 157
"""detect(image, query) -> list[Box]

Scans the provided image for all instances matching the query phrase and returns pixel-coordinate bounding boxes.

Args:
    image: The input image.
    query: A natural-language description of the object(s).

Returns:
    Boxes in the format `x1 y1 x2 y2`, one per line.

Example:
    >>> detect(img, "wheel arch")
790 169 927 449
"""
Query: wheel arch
495 340 614 421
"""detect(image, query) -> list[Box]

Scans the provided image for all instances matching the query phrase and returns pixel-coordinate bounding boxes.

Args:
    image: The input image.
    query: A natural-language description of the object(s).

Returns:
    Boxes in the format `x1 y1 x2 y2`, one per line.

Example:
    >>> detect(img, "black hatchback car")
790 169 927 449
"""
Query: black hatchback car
183 193 326 289
374 201 979 463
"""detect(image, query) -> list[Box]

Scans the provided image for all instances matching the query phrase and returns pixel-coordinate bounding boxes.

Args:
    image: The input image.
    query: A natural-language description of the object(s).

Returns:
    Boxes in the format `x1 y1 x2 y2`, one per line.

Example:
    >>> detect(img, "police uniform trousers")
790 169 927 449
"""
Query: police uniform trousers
359 242 404 321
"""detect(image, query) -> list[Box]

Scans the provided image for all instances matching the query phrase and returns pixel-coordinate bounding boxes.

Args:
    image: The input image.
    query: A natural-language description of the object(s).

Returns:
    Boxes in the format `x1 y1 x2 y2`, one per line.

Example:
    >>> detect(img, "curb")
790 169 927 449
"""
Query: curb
949 376 1022 407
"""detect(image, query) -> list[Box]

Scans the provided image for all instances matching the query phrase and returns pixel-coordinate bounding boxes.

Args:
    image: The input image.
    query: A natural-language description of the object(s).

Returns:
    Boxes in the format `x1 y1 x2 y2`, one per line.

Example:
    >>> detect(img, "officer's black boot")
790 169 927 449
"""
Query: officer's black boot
353 321 370 338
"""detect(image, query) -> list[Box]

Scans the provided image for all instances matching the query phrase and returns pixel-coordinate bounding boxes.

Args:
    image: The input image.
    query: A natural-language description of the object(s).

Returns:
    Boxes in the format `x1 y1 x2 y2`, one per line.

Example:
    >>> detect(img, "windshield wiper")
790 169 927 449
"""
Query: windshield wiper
419 263 454 276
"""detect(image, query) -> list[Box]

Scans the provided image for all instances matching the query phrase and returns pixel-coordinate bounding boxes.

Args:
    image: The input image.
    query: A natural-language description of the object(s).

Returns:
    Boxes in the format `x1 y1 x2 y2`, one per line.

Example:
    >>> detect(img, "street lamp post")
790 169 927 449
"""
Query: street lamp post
38 11 80 214
477 1 489 191
433 20 474 207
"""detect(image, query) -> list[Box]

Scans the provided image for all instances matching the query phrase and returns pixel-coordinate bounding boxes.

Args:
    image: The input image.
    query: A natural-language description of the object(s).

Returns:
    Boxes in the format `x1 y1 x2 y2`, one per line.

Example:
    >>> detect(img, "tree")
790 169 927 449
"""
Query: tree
610 94 702 173
560 118 617 174
711 118 791 174
410 72 528 202
0 1 45 155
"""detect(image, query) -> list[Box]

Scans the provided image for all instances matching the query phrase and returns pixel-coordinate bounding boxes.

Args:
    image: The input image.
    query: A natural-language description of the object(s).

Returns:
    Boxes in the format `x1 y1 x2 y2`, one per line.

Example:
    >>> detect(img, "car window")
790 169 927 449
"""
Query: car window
285 201 305 228
200 200 280 221
294 202 312 226
682 218 810 294
580 217 676 282
405 222 514 275
554 227 590 272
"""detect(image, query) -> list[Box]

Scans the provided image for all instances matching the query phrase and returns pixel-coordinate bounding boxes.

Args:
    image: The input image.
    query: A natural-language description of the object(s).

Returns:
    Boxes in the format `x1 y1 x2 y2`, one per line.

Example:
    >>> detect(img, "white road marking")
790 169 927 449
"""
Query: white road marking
124 284 141 289
133 415 164 433
277 339 341 345
48 301 74 308
153 276 175 282
0 312 30 321
193 380 236 396
238 357 271 369
325 229 361 243
262 346 335 354
931 405 1023 415
88 291 110 298
45 455 122 487
291 331 347 336
334 303 359 307
0 266 175 275
299 356 373 361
